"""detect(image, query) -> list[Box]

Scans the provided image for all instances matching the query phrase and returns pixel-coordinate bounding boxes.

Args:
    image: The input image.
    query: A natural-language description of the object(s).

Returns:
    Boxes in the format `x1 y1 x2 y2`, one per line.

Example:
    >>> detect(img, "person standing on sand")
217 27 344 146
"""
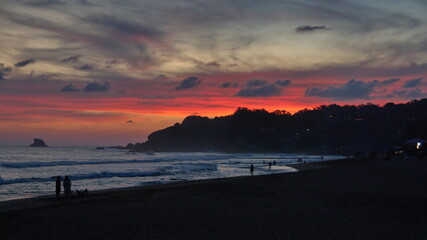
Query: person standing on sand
55 176 61 198
63 176 72 197
250 164 254 175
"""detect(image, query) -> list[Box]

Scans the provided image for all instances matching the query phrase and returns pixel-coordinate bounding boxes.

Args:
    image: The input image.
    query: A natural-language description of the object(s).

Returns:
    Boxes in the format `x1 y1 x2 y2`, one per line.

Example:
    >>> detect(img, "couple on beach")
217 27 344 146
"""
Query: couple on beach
55 176 72 198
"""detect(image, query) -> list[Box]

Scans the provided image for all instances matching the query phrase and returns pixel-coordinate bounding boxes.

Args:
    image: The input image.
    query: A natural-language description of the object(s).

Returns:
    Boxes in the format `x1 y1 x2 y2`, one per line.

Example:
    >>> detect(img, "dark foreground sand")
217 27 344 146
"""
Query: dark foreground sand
1 158 427 240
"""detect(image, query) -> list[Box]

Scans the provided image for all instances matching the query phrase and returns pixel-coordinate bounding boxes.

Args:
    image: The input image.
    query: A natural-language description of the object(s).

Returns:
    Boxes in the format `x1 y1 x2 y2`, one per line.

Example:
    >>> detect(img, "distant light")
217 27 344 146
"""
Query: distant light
417 142 422 150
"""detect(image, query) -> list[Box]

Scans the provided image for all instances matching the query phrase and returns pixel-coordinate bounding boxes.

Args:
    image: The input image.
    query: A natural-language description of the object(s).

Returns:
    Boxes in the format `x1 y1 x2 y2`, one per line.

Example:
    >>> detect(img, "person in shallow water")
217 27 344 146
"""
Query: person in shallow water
250 164 254 175
63 176 72 197
55 176 61 198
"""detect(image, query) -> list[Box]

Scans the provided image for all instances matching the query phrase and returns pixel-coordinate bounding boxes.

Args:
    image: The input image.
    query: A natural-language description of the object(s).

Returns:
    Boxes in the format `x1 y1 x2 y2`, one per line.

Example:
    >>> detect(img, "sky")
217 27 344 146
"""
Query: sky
1 0 427 146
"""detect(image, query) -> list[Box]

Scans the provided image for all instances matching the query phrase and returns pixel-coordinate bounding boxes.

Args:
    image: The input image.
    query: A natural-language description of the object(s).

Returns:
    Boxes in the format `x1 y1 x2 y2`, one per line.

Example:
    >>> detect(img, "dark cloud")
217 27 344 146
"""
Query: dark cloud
60 84 80 92
290 2 419 34
391 88 426 99
206 61 221 67
275 79 291 87
236 85 281 97
235 79 291 97
0 63 12 80
61 55 80 63
295 25 330 33
15 59 35 67
403 78 423 88
220 82 238 88
246 79 269 87
221 82 232 88
39 73 57 79
76 64 95 71
88 15 163 40
175 77 201 90
305 79 398 100
83 81 111 92
379 78 400 85
25 0 67 6
105 59 124 69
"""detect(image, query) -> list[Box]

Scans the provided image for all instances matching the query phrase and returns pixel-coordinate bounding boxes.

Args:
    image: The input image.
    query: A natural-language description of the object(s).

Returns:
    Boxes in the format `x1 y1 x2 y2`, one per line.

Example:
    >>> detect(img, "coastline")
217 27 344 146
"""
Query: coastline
1 157 426 239
0 157 351 212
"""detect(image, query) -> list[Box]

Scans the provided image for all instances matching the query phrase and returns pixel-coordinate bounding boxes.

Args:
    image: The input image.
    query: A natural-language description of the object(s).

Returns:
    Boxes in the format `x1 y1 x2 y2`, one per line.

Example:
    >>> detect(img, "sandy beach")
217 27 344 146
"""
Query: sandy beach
1 157 427 240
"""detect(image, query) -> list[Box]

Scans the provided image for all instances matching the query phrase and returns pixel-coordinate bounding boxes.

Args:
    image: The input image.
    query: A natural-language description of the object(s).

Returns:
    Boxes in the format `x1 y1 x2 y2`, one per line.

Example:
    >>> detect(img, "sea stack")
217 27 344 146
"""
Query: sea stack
30 138 48 147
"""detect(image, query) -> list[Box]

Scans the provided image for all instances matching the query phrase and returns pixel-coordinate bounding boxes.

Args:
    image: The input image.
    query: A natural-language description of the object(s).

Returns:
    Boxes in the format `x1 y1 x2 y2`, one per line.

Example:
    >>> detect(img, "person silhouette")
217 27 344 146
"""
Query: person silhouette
63 176 72 197
269 162 272 169
55 176 61 198
250 164 254 175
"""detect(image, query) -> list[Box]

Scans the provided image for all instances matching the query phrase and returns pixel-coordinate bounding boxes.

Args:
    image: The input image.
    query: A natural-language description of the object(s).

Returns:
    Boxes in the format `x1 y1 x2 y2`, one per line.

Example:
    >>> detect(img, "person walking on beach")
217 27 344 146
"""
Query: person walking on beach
63 176 72 197
250 164 254 175
269 162 272 169
55 176 61 198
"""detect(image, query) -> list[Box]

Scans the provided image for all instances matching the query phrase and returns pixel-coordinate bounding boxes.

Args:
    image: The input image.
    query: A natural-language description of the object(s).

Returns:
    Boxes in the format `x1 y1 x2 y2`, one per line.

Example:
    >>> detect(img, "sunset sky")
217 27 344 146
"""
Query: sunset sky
1 0 427 146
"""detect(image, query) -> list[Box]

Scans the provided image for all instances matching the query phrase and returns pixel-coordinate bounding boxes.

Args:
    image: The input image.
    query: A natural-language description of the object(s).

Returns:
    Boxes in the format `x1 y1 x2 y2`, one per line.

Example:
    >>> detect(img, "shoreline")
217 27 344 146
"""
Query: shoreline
0 157 357 212
2 157 427 239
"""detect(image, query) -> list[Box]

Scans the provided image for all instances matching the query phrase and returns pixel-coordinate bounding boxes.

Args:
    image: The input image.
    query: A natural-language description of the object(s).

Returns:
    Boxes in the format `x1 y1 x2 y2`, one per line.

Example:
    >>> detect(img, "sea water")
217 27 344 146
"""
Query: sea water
0 146 341 201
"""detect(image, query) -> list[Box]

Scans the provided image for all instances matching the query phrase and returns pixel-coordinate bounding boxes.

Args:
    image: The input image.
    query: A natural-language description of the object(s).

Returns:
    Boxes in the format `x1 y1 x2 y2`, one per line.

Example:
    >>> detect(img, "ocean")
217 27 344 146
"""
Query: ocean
0 146 341 201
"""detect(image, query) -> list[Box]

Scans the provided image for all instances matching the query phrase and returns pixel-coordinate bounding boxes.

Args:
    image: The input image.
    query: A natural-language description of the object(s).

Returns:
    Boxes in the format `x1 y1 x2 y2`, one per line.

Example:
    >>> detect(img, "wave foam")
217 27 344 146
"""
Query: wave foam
0 154 234 169
0 170 168 185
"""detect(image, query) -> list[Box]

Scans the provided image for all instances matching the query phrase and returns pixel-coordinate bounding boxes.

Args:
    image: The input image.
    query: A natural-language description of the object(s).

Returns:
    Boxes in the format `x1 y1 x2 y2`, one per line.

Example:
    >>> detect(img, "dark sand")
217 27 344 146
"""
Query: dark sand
1 158 427 240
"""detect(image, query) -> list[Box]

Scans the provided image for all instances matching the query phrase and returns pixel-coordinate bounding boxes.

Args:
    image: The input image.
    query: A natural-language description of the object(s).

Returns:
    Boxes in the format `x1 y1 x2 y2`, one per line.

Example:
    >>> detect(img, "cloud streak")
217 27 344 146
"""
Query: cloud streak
403 78 423 88
76 64 95 71
295 25 330 33
61 55 80 63
87 14 164 42
236 85 281 97
220 82 238 88
83 81 110 92
175 77 201 90
15 59 35 67
305 78 400 100
235 79 292 97
60 84 80 92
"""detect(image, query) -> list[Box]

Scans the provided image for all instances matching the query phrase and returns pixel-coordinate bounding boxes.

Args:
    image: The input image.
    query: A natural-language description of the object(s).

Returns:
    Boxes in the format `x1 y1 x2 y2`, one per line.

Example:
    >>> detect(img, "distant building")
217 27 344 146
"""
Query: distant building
404 138 426 156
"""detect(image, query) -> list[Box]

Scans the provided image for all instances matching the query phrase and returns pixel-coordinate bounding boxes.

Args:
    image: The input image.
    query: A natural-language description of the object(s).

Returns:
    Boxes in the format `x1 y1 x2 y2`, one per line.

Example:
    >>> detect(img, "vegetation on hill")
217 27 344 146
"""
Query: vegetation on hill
132 99 427 154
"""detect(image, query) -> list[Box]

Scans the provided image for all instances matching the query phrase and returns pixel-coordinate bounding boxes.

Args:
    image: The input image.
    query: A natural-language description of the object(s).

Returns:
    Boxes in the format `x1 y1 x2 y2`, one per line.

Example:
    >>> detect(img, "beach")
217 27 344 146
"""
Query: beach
1 157 427 240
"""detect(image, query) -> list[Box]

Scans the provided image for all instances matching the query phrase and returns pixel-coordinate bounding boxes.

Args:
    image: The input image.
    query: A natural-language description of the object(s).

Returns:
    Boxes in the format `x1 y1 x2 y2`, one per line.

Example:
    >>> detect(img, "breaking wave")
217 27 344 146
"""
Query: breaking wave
0 160 146 168
0 170 168 186
0 154 244 169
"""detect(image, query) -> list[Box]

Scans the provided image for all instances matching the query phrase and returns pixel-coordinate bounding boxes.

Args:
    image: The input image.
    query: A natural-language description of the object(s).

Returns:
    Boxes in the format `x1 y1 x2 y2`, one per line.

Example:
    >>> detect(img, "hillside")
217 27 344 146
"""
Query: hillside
132 99 427 154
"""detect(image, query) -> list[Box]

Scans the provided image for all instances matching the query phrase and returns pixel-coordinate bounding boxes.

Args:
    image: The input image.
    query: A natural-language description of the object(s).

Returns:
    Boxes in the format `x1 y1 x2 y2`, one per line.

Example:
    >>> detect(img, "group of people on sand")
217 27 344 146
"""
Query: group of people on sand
262 160 277 169
55 176 72 198
250 160 278 175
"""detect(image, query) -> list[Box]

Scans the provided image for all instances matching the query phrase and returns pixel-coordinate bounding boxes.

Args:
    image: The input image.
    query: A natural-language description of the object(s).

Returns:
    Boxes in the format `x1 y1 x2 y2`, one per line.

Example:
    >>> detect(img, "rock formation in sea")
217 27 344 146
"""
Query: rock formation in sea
30 138 48 147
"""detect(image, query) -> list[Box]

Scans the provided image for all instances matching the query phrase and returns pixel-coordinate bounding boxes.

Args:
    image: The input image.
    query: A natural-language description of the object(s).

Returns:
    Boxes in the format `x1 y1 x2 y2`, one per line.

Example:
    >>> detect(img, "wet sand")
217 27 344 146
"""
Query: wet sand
1 157 427 239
